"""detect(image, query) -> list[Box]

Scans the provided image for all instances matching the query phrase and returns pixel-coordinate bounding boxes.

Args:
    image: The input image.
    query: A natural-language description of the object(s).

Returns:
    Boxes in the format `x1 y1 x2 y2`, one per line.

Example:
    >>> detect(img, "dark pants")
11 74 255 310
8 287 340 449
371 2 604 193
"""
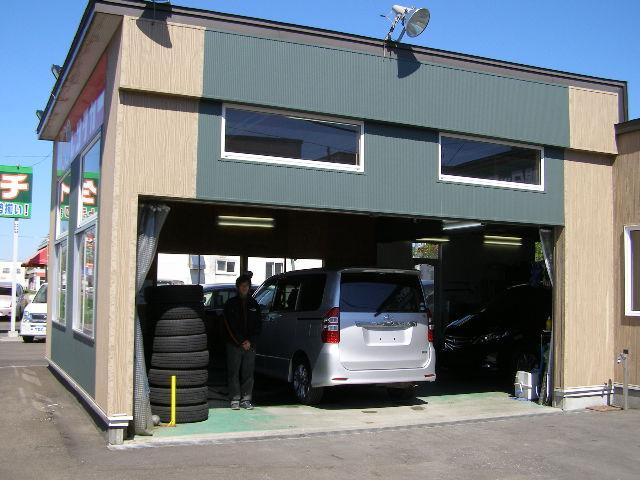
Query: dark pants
226 343 256 402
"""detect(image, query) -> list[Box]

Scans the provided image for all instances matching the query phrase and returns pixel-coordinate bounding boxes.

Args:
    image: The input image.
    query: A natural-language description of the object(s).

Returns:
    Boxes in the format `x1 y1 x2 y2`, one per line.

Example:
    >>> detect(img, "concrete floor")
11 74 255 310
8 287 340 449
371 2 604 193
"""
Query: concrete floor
1 336 639 479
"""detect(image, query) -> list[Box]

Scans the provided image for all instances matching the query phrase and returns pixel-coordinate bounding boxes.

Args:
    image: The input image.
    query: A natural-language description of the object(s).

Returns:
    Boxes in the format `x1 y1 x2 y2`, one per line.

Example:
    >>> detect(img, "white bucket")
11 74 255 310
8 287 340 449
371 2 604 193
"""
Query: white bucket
514 370 540 400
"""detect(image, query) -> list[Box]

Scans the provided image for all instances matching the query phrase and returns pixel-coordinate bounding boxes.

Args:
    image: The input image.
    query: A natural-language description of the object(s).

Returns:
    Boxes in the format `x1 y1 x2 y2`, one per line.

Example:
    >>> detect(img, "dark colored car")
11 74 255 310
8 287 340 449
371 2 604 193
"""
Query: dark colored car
440 284 551 376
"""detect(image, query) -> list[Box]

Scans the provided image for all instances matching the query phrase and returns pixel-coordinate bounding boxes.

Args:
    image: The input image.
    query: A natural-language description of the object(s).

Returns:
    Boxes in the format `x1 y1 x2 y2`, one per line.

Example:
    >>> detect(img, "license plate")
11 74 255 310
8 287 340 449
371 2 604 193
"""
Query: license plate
32 326 46 334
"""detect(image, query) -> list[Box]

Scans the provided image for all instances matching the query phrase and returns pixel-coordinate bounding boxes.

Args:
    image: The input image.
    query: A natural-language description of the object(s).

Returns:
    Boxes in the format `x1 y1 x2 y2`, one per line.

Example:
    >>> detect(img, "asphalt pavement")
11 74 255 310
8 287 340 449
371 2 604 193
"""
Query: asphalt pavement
0 336 639 480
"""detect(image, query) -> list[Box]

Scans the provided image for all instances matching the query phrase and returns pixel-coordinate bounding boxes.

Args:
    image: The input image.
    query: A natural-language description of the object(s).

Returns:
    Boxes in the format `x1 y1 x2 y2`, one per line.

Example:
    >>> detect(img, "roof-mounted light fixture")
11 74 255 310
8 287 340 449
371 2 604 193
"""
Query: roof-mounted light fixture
35 110 44 121
416 237 449 243
442 220 483 232
51 64 62 80
383 4 430 43
217 215 275 228
484 235 522 246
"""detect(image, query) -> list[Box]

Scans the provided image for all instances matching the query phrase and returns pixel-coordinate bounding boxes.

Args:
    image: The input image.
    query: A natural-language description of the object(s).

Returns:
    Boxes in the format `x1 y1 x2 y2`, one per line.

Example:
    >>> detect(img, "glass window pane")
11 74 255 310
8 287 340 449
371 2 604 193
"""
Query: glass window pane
273 280 301 311
81 139 101 222
57 170 71 236
254 282 276 310
226 261 236 273
225 108 360 166
296 275 326 312
441 136 541 186
275 263 283 275
79 227 96 336
340 273 424 313
57 241 68 323
632 230 640 312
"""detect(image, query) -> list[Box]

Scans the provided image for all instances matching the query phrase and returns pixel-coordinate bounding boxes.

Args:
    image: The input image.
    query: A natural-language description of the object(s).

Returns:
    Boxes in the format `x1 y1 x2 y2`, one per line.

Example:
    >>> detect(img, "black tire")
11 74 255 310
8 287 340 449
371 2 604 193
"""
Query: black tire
154 318 206 337
151 351 209 369
150 386 208 406
151 403 209 423
292 359 323 405
21 336 34 343
148 369 208 387
386 386 417 401
146 285 204 304
153 304 205 320
152 334 208 353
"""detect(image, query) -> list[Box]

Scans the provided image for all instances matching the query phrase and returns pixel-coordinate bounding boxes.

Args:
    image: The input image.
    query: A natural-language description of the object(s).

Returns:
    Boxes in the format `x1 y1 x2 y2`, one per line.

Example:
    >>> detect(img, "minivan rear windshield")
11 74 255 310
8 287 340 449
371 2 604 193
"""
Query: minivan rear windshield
340 272 425 313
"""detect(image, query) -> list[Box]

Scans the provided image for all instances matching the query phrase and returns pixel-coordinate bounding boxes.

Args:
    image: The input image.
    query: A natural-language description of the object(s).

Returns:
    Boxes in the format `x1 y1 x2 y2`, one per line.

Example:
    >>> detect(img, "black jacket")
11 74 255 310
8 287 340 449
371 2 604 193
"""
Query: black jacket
223 295 262 346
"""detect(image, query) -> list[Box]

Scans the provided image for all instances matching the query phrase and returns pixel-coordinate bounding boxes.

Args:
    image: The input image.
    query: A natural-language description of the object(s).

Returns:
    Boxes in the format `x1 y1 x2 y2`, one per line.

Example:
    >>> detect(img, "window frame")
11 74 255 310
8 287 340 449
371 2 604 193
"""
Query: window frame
52 239 68 326
221 104 365 173
438 132 545 192
215 259 236 274
73 221 98 338
55 169 72 240
77 135 101 228
624 225 640 317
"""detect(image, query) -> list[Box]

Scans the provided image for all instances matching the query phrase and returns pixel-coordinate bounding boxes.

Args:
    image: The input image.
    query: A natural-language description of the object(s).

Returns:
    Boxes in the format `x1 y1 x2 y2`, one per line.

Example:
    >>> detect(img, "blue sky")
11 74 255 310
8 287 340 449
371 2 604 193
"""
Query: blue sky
0 0 638 260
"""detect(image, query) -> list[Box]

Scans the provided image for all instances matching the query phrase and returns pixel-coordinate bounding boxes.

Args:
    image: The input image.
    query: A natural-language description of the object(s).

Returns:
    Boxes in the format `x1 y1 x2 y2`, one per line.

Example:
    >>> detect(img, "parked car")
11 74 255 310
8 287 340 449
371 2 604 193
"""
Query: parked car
20 283 48 343
440 284 551 376
252 268 436 404
0 281 28 321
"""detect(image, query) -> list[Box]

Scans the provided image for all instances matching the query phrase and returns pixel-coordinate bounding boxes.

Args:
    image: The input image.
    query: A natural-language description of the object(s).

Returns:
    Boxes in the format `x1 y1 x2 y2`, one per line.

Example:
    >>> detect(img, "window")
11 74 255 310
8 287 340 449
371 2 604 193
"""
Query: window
625 226 640 317
204 288 234 309
79 138 101 224
439 134 543 191
296 275 327 312
56 170 71 237
216 259 236 274
340 272 425 313
266 261 284 279
33 284 47 303
2 268 9 274
222 106 363 172
273 279 301 312
254 282 277 311
54 241 68 325
75 226 96 336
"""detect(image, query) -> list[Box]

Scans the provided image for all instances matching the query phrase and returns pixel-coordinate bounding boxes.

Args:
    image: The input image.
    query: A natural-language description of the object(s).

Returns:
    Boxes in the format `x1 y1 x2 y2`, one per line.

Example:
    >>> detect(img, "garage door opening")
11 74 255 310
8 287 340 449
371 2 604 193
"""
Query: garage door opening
135 198 555 440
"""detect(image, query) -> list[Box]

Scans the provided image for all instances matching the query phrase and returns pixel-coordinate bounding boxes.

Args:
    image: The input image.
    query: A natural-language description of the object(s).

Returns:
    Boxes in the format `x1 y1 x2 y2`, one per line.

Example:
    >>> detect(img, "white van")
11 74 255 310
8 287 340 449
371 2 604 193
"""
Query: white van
20 283 47 343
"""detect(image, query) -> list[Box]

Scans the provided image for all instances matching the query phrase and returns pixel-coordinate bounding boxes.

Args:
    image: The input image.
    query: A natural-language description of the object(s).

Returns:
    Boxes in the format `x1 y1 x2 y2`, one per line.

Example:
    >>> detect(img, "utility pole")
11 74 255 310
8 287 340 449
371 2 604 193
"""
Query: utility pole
8 219 19 337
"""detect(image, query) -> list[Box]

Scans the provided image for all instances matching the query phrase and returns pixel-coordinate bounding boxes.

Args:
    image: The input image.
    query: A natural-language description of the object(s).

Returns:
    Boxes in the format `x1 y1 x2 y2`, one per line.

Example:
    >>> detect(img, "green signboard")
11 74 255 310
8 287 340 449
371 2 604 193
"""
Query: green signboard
0 165 32 219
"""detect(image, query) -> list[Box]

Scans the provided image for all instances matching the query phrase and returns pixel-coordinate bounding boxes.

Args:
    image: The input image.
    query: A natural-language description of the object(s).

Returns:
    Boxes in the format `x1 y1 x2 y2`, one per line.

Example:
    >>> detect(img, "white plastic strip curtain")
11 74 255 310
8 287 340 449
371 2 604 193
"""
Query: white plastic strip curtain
133 203 170 435
539 228 554 405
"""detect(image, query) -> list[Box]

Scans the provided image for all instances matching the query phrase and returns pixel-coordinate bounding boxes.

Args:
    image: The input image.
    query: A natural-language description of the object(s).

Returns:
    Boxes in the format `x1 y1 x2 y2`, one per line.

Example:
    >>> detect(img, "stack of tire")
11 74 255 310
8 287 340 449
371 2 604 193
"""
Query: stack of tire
146 285 210 424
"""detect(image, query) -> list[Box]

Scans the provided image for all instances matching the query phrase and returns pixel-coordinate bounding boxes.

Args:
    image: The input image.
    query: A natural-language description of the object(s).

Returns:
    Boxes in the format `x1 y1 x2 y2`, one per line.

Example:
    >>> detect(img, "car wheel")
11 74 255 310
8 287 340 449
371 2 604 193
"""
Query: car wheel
150 386 208 406
22 336 34 343
153 318 206 337
150 351 209 369
148 369 208 387
150 403 209 423
386 386 417 401
152 334 208 353
292 360 323 405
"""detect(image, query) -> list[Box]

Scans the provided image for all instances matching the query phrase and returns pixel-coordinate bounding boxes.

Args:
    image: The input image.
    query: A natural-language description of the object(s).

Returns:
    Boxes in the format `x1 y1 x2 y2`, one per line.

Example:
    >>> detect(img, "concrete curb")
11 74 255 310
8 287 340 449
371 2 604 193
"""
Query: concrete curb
110 408 567 450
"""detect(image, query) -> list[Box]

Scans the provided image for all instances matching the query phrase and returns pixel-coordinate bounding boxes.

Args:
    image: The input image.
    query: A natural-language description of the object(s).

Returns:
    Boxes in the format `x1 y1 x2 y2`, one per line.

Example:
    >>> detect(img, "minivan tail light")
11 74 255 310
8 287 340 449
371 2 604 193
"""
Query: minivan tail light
426 308 434 344
322 307 340 344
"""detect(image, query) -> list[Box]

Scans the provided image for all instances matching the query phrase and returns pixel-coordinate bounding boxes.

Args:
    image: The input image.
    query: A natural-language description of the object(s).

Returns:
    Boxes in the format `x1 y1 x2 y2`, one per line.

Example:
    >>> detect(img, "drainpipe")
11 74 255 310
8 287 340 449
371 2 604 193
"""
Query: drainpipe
617 349 629 410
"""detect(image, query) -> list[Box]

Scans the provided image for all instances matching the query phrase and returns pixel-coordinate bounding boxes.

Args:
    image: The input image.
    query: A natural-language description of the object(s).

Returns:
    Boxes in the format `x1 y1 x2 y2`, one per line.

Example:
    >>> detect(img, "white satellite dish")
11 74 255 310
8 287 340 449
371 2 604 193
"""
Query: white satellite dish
385 4 431 42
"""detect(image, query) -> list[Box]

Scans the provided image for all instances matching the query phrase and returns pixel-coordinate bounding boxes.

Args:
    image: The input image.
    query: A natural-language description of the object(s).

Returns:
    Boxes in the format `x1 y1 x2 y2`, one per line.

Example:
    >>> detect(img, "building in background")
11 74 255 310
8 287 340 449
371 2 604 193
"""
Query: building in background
157 253 322 286
0 261 27 288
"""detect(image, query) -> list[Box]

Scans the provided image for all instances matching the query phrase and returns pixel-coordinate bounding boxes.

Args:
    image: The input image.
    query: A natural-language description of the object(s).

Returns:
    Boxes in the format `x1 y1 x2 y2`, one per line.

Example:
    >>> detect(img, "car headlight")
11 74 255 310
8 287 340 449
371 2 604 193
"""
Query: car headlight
22 312 32 322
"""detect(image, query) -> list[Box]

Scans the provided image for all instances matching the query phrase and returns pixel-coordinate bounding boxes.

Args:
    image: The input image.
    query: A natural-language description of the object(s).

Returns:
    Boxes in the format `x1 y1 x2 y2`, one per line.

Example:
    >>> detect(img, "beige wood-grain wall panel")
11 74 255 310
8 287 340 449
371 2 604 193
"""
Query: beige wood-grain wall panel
560 150 615 388
120 16 204 97
100 90 199 416
94 27 123 415
569 87 619 155
613 131 640 386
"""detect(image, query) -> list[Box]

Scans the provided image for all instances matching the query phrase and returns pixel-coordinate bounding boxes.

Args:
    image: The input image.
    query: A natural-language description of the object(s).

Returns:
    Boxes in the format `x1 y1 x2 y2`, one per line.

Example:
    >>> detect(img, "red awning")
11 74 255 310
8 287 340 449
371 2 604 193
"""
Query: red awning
22 247 48 267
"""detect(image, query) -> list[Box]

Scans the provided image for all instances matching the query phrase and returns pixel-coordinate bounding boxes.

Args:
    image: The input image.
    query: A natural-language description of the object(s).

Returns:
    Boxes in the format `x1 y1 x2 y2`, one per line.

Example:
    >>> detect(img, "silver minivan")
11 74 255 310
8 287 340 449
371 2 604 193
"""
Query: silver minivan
253 268 436 404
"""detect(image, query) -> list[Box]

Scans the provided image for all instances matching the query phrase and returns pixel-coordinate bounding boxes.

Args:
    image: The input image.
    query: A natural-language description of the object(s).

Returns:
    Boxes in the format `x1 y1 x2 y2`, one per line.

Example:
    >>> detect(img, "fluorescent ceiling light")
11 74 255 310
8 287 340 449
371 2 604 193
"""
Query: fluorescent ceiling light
217 215 275 228
416 237 449 243
484 235 522 246
484 235 522 242
442 220 483 231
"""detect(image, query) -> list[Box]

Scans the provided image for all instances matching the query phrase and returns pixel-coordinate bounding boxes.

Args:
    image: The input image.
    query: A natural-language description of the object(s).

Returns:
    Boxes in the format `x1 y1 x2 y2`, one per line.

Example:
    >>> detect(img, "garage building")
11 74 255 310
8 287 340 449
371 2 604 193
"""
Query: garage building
36 0 640 444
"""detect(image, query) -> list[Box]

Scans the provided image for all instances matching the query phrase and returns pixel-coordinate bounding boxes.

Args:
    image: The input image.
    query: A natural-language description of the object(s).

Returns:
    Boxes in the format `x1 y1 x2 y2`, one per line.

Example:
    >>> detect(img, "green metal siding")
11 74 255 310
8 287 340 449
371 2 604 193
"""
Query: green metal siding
50 156 96 397
203 30 570 148
197 102 564 225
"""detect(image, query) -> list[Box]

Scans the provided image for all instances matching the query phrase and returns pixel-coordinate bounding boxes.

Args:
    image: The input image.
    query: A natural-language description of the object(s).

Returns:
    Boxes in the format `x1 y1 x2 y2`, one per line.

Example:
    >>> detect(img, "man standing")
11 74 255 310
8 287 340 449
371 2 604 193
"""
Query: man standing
223 274 261 410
